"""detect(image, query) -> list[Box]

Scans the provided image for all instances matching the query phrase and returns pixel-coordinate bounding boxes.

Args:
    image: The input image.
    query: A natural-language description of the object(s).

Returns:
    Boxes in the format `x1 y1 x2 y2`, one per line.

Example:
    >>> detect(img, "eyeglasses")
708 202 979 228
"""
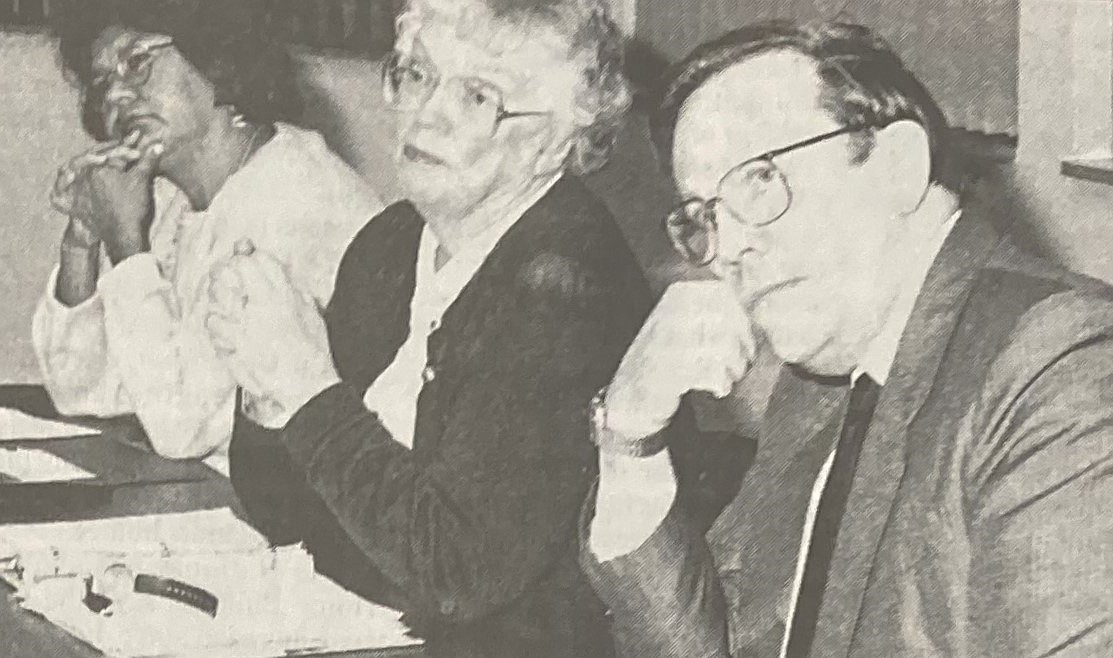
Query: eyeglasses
381 51 550 137
666 125 869 266
90 38 175 96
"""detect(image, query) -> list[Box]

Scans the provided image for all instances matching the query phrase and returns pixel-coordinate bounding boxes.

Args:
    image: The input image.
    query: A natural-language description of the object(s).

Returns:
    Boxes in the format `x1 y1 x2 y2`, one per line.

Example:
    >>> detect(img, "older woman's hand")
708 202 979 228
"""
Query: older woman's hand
50 131 162 263
206 242 340 425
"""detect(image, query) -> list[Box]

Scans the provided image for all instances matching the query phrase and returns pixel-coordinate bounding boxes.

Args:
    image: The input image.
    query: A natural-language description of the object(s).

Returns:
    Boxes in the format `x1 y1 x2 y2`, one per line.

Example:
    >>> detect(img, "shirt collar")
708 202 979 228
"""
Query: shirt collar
418 173 560 277
198 123 287 216
852 210 961 385
416 172 562 302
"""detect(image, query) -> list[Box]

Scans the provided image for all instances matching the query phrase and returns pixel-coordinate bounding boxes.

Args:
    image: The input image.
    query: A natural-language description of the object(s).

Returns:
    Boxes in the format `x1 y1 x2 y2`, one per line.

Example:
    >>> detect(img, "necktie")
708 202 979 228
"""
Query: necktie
783 374 882 657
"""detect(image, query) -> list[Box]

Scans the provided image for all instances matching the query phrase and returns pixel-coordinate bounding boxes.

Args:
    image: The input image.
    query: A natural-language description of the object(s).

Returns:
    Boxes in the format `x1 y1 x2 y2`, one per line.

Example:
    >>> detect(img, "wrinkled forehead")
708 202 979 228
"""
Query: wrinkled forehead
672 50 836 195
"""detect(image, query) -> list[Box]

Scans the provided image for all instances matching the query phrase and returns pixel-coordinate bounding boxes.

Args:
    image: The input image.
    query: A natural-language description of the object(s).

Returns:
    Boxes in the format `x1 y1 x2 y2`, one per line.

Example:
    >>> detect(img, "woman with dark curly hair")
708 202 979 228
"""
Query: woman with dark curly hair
31 0 383 474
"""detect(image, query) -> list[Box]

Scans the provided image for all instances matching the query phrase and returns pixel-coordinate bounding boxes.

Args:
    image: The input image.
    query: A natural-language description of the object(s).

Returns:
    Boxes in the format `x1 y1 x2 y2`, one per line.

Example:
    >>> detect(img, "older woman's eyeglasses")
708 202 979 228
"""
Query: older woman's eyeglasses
381 52 550 137
91 38 175 94
666 125 870 266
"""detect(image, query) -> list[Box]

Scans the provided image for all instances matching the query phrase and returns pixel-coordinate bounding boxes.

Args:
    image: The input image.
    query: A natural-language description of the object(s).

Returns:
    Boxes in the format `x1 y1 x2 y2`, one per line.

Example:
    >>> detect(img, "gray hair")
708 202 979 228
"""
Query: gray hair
395 0 631 175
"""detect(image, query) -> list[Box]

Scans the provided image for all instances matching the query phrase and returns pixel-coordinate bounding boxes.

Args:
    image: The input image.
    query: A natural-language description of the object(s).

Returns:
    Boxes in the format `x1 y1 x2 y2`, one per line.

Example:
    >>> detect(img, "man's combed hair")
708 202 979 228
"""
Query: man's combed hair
652 20 963 194
52 0 303 140
396 0 631 175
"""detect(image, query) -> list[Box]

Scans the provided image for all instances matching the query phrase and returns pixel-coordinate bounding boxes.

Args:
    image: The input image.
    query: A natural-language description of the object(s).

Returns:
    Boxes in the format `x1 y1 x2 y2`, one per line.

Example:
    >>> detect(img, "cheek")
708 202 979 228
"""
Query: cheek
752 284 835 362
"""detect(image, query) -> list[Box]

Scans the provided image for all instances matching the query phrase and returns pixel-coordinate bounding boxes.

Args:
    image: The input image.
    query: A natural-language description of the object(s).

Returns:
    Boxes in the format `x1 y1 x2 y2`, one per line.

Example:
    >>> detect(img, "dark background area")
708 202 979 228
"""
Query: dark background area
0 0 398 54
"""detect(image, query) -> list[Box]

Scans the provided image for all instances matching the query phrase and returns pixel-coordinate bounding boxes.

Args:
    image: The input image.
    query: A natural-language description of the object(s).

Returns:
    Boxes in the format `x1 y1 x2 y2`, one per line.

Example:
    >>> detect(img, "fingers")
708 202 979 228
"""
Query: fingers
100 145 144 170
230 249 292 297
207 264 247 315
205 312 239 356
644 280 754 399
61 131 161 175
54 164 78 194
131 140 164 177
49 187 75 216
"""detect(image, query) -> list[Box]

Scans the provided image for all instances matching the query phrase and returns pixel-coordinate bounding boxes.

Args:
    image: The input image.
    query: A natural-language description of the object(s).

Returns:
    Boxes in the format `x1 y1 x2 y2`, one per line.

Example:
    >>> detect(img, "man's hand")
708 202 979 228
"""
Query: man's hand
205 241 340 424
50 131 162 263
605 280 756 443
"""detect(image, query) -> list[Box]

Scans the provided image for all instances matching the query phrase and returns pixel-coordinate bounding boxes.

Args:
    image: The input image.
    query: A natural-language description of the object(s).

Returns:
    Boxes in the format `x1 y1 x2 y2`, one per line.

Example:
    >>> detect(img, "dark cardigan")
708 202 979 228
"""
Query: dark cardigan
228 176 654 657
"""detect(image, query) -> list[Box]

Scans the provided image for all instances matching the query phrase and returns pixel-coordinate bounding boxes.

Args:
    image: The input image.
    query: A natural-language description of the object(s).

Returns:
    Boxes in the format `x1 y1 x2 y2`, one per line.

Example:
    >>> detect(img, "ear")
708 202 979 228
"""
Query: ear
870 119 931 215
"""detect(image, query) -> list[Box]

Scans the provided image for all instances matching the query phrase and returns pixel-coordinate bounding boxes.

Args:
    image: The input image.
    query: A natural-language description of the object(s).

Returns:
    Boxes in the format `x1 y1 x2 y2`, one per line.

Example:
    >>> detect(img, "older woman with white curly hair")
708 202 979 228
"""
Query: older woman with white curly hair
204 0 647 655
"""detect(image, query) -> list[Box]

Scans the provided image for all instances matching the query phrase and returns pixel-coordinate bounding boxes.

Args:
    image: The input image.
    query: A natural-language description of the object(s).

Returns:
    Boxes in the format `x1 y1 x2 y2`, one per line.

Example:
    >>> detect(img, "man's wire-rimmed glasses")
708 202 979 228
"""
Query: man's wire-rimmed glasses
666 125 869 266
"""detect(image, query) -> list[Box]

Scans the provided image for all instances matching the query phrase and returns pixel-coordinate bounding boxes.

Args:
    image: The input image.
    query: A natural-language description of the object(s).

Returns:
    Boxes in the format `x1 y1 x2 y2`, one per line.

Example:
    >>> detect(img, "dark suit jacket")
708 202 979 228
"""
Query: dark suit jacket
583 209 1113 657
229 176 654 658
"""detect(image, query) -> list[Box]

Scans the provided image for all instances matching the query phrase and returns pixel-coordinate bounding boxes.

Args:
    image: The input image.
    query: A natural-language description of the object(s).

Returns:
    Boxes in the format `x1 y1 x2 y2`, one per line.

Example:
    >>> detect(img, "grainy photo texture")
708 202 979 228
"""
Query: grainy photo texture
1 1 1110 657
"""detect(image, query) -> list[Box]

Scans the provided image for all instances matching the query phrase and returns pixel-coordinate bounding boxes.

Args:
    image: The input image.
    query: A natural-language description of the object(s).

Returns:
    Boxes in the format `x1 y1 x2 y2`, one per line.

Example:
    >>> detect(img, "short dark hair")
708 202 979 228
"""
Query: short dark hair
652 20 963 194
52 0 303 140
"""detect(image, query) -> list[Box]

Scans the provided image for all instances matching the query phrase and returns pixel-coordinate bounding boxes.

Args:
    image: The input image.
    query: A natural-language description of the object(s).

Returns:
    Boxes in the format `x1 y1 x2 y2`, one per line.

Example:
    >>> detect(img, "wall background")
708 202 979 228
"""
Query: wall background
0 31 88 383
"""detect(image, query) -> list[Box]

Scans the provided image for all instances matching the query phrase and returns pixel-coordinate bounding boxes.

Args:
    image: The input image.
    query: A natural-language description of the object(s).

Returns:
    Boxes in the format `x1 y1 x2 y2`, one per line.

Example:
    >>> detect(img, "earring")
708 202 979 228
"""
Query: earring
229 110 248 129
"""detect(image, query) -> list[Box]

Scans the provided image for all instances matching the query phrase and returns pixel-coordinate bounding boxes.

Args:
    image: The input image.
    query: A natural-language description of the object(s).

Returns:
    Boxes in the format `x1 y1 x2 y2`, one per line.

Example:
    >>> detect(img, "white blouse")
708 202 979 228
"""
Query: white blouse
363 175 559 449
32 124 383 474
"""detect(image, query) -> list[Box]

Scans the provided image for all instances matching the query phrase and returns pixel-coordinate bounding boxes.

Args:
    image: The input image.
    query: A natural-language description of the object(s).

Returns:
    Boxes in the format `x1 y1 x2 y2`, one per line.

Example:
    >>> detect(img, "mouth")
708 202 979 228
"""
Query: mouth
114 113 164 138
745 276 805 309
402 143 446 167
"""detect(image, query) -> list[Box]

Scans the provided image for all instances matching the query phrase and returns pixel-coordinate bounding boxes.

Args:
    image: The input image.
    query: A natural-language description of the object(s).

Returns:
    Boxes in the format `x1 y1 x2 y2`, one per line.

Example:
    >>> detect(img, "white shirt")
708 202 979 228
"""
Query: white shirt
32 124 383 475
363 175 560 449
590 210 962 646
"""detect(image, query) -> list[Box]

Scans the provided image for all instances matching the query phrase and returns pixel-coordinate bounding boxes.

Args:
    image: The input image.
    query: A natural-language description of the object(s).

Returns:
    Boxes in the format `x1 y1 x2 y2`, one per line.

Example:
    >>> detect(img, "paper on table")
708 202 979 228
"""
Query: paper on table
0 508 269 562
0 447 95 483
0 509 420 658
0 407 101 441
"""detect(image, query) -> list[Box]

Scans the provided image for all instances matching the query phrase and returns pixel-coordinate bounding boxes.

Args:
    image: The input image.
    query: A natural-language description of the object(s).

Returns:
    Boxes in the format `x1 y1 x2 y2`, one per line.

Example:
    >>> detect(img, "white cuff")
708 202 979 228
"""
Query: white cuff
97 253 165 307
590 450 677 562
41 265 101 314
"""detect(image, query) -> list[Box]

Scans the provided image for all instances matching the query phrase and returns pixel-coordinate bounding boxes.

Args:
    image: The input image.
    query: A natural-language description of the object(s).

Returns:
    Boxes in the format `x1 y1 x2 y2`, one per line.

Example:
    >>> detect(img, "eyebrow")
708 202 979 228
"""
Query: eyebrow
406 35 526 94
91 38 172 77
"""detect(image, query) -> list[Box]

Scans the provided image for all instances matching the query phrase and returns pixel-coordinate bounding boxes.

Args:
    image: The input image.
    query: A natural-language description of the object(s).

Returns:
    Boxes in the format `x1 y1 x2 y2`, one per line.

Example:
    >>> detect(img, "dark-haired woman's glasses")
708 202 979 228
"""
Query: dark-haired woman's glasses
666 125 868 266
381 52 550 137
90 38 175 95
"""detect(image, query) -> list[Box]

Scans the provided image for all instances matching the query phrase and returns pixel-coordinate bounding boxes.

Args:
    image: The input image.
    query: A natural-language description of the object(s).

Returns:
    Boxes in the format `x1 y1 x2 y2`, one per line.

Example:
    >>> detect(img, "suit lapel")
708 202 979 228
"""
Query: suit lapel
812 213 1004 656
710 368 847 654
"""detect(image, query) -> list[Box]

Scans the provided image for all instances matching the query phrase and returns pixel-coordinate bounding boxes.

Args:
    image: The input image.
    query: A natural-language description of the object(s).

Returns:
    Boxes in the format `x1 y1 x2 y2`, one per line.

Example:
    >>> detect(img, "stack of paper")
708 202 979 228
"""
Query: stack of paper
0 509 421 658
0 447 95 483
0 408 101 442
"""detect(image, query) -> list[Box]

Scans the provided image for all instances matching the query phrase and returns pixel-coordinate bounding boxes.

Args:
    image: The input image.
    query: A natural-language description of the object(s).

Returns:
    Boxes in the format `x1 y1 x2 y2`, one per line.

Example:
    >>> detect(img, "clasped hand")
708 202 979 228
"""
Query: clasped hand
50 130 162 262
205 240 340 425
605 280 757 442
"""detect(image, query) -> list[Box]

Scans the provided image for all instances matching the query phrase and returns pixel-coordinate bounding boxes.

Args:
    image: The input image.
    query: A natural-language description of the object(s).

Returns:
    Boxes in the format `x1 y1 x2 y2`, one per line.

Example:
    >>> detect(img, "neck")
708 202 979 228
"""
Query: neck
895 185 960 257
420 172 558 260
160 118 270 211
852 184 961 376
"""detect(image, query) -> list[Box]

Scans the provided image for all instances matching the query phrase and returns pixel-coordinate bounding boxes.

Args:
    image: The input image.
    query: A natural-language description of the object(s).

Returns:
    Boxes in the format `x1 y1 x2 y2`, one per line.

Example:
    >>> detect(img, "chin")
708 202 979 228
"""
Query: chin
760 321 853 378
399 172 446 202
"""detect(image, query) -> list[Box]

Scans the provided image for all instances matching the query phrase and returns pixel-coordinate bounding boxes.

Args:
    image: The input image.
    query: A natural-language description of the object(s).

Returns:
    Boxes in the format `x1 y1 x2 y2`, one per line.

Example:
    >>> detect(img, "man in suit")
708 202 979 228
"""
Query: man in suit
582 20 1113 657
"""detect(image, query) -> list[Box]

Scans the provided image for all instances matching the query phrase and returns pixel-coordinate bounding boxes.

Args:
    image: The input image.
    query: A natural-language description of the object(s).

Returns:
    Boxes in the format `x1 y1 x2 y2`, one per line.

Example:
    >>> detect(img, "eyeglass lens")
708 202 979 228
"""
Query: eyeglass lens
384 55 510 135
667 200 718 266
667 160 791 265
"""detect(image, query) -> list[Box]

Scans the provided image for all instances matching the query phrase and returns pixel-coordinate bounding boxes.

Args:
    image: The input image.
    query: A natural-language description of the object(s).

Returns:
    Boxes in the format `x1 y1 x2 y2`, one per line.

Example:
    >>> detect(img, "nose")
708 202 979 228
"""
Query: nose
409 80 457 135
103 76 139 108
101 78 138 135
715 205 761 264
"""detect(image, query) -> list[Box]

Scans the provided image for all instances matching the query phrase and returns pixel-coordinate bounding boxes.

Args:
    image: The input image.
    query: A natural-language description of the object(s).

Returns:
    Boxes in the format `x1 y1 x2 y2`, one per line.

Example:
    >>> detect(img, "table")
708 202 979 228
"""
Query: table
0 385 424 658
